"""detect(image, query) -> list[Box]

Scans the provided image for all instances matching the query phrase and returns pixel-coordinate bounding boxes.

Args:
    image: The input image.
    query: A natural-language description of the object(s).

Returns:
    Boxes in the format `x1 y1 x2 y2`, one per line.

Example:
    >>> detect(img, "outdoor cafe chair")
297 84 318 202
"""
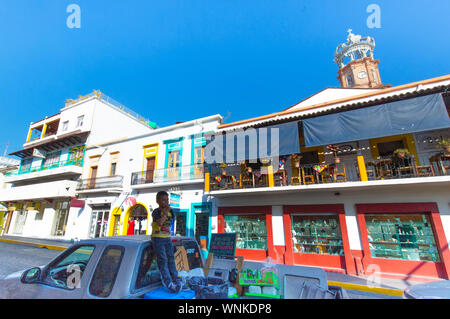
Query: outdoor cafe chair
302 167 316 185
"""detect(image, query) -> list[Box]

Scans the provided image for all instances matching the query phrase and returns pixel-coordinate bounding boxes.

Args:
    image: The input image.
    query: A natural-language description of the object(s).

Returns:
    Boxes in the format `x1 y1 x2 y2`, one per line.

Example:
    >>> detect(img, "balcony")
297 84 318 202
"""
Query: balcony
0 180 78 201
76 175 124 193
205 153 450 194
131 164 204 189
4 158 83 183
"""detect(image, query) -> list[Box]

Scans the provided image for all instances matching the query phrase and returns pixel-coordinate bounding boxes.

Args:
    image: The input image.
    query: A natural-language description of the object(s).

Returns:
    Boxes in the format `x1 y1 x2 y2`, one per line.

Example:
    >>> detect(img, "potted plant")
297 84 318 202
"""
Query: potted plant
437 138 450 155
393 148 410 159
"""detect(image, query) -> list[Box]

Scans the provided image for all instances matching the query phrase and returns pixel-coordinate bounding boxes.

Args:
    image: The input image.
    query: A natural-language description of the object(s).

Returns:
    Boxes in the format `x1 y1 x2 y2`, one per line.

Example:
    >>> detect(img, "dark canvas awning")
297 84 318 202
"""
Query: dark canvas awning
9 132 89 158
302 93 450 147
205 121 300 163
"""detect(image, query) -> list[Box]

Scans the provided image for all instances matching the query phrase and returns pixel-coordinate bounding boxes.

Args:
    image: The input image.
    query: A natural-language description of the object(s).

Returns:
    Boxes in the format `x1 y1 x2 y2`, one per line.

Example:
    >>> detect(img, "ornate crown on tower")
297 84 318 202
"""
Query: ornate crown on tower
334 29 376 68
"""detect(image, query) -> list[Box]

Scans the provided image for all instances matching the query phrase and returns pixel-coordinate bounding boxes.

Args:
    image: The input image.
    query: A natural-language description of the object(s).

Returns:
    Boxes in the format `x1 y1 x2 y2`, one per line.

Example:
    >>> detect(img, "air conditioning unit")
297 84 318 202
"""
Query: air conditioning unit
26 202 41 211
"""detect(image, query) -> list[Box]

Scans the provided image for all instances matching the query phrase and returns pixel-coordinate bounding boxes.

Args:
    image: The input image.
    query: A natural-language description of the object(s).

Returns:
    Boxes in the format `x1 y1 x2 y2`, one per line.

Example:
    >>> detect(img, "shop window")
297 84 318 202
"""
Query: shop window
291 214 344 256
135 244 161 290
43 245 95 289
224 214 267 250
365 214 440 262
89 245 125 297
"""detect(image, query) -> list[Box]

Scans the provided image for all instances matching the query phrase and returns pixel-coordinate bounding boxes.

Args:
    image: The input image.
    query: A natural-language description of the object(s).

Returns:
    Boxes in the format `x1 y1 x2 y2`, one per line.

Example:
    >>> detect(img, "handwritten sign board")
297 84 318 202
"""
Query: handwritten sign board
209 233 237 258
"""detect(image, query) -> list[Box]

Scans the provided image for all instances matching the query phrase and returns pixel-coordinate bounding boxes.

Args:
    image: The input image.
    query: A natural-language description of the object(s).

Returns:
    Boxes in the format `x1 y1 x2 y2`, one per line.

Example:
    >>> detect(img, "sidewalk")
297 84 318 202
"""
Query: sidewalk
0 235 72 251
0 234 429 297
326 271 407 297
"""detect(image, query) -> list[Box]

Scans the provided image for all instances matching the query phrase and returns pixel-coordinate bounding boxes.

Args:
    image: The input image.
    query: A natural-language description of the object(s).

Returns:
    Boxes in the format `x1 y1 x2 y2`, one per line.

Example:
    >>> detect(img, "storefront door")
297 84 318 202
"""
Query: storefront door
89 210 110 238
13 210 27 235
195 213 209 244
54 202 70 236
111 214 121 236
173 209 188 236
191 203 212 242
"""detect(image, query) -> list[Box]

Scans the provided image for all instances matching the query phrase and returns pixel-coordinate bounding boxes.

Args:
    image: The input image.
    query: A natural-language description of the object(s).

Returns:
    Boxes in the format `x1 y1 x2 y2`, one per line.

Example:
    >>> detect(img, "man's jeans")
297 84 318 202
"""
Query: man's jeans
152 237 179 287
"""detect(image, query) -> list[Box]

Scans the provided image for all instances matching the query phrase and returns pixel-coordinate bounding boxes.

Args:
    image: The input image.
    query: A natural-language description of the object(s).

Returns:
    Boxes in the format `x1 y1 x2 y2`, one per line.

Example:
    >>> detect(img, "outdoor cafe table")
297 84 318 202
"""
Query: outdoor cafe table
369 158 393 179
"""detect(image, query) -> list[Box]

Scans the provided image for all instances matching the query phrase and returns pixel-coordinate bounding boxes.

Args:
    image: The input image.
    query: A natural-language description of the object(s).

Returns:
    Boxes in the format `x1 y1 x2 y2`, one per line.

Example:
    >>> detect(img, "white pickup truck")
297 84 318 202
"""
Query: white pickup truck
0 235 347 299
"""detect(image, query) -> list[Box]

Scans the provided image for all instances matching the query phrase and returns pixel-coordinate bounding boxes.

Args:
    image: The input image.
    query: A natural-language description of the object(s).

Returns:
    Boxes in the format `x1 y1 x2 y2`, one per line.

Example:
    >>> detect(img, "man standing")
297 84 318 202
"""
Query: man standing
151 191 181 293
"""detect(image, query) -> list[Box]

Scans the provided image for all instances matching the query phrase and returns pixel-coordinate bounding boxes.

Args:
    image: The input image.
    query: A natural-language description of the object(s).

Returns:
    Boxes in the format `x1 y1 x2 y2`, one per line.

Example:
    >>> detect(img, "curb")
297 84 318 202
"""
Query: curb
327 280 404 297
0 238 68 251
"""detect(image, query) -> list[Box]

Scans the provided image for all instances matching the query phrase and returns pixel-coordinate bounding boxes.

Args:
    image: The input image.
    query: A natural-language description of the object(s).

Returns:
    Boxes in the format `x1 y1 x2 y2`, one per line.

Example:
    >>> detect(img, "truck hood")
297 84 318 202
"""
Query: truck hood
405 280 450 299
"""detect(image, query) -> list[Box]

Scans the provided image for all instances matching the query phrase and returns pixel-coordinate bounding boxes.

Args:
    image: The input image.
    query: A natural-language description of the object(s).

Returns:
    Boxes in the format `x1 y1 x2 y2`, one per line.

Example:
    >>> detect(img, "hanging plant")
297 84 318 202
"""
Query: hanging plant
436 138 450 154
393 148 410 157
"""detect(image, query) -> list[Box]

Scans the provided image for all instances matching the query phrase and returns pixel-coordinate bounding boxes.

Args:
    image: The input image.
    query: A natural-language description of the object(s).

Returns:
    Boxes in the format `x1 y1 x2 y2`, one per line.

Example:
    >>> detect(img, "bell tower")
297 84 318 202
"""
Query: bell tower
334 30 389 89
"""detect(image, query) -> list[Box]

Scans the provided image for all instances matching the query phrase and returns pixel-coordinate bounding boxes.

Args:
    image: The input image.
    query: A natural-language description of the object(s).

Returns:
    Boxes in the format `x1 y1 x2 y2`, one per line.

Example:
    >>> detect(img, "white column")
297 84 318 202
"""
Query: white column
271 205 285 246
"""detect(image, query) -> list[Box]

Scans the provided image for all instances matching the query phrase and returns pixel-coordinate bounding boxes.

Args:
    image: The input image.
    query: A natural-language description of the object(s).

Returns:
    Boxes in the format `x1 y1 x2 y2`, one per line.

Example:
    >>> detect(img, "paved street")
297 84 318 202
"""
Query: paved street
0 242 61 278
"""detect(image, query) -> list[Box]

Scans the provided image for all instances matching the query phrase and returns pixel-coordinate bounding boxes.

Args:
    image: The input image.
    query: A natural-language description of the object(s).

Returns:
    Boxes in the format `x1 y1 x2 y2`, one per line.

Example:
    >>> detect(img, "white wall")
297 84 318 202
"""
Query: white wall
88 99 153 147
58 98 96 135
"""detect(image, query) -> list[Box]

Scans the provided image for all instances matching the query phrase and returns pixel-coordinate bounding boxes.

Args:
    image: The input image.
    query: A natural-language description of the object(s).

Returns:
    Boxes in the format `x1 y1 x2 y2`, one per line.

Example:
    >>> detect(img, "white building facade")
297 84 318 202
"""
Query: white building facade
0 91 155 240
75 114 222 246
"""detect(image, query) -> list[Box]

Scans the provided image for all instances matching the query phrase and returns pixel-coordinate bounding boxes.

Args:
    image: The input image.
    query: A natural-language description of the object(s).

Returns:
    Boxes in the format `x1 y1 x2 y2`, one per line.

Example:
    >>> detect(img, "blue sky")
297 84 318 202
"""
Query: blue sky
1 0 449 154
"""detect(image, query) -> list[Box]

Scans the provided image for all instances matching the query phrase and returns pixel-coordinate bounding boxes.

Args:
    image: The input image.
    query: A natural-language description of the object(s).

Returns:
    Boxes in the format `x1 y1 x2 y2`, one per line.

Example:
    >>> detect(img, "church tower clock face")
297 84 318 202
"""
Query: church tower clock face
358 71 367 79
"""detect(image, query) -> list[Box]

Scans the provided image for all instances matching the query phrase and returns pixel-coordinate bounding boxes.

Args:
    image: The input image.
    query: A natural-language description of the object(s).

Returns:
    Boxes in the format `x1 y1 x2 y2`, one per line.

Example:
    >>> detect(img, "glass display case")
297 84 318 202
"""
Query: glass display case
365 214 440 262
224 214 267 250
290 214 344 256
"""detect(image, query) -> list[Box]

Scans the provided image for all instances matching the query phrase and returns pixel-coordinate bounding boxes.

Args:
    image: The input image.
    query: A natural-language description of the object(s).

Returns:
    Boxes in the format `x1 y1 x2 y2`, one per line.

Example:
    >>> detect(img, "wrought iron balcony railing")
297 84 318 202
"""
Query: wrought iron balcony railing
6 158 83 177
206 153 449 192
77 175 124 190
131 164 204 186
